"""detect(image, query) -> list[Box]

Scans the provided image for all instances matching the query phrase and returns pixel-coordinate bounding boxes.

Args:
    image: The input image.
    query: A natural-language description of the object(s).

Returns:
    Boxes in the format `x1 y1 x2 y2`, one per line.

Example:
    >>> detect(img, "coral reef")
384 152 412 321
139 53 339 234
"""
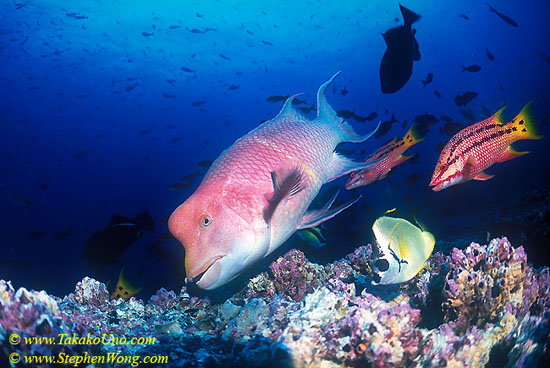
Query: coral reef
1 237 549 367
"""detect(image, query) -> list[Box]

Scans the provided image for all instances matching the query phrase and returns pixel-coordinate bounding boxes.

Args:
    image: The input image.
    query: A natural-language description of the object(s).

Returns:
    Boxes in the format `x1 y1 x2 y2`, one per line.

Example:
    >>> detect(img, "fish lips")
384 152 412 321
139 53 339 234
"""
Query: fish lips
187 256 224 289
430 174 463 191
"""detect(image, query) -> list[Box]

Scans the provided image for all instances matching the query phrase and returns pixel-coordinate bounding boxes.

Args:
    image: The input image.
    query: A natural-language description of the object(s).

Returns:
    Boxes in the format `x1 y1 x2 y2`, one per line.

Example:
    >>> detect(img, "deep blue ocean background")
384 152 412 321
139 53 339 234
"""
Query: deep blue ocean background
1 0 549 299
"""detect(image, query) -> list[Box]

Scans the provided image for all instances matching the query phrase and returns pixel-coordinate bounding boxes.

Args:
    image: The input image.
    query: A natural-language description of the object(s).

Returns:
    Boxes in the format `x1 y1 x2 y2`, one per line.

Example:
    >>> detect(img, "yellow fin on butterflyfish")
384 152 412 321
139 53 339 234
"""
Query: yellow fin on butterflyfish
111 268 142 301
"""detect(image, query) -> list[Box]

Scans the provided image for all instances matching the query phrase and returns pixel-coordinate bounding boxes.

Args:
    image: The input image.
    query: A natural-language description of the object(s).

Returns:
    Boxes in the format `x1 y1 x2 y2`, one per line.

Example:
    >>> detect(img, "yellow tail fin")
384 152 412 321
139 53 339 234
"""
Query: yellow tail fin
512 102 543 140
402 124 425 147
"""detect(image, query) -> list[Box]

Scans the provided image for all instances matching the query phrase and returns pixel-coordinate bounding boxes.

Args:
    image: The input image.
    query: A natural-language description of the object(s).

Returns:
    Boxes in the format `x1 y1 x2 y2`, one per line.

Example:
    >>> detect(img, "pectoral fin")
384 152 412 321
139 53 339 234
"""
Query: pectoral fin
298 193 361 230
473 171 494 181
264 167 304 224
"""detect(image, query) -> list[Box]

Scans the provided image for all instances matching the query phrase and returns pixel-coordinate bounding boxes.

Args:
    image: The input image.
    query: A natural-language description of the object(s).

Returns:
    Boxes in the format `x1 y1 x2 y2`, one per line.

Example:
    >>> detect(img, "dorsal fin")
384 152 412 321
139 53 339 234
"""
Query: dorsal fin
274 93 307 121
491 105 506 125
316 71 342 123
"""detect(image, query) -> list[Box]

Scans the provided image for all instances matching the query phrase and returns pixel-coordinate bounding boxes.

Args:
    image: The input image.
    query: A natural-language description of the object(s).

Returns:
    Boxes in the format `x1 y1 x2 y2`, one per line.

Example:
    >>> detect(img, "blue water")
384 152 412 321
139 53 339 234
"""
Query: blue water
1 0 549 298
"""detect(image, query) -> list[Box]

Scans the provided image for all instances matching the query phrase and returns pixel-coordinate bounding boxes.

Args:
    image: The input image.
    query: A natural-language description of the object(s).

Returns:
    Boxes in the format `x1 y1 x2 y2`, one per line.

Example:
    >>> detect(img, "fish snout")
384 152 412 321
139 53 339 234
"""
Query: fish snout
345 172 361 190
186 255 224 289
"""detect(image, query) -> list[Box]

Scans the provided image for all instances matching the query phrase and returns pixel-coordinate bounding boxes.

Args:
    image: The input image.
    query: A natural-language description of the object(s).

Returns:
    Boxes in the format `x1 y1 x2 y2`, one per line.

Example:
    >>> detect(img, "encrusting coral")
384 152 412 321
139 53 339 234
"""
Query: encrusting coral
1 237 549 367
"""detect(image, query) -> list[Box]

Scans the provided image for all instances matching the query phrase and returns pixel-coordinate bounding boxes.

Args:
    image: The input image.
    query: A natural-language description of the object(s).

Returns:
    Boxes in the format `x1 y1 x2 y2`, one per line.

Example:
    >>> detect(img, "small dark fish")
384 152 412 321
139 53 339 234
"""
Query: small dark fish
486 3 518 27
539 51 550 65
436 142 446 153
15 3 26 10
228 84 239 90
266 95 289 103
80 211 155 266
66 12 88 19
219 54 231 60
375 114 398 139
486 48 495 61
141 32 154 37
162 93 176 98
125 84 137 92
353 113 369 123
191 100 206 107
196 13 203 18
379 4 421 94
139 129 152 136
336 109 354 119
170 136 183 143
166 79 176 85
440 115 453 123
341 88 349 95
166 124 176 129
180 171 201 183
421 72 433 87
366 112 378 121
440 122 465 136
169 25 181 29
405 173 422 186
55 231 72 241
298 104 315 114
28 231 45 240
458 14 470 20
454 91 478 107
462 65 482 73
197 160 213 169
181 67 195 73
262 40 273 46
292 98 307 105
414 113 439 136
460 108 476 123
433 90 441 98
169 183 192 191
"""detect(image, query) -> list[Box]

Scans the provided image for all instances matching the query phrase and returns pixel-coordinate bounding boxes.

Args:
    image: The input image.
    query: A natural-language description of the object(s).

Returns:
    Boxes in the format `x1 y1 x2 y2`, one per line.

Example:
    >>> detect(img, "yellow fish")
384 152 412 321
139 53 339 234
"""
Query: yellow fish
371 216 435 284
111 268 142 300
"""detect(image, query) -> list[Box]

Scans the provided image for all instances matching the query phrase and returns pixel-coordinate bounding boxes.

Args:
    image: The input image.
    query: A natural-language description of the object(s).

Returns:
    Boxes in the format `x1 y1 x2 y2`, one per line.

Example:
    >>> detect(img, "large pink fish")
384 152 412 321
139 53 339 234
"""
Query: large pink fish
168 72 379 289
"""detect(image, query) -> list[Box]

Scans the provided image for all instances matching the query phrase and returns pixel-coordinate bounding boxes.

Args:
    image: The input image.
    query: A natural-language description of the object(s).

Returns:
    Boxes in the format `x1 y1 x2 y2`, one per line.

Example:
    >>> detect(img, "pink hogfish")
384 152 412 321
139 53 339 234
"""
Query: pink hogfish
430 103 542 191
169 72 380 289
346 124 424 189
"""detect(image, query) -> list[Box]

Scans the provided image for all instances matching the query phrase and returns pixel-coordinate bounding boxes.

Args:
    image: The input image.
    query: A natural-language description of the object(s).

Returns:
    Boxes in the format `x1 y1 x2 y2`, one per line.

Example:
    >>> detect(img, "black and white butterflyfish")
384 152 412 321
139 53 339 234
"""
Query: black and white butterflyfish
370 216 435 284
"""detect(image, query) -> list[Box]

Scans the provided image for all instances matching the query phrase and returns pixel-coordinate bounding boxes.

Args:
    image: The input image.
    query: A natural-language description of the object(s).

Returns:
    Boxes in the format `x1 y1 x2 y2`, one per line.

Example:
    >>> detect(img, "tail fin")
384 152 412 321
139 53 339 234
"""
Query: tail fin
400 4 420 26
402 124 425 148
512 102 542 140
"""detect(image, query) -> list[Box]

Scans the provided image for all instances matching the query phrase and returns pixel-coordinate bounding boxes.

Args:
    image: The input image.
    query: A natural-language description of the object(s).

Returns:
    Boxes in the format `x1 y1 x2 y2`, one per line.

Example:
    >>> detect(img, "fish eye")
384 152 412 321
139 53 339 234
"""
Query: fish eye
440 163 448 171
350 172 356 178
199 215 212 228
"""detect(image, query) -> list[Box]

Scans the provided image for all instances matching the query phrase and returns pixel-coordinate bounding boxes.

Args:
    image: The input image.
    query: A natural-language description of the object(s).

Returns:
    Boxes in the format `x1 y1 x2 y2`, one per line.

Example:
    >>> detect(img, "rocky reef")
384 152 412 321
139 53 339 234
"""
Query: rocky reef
1 237 549 367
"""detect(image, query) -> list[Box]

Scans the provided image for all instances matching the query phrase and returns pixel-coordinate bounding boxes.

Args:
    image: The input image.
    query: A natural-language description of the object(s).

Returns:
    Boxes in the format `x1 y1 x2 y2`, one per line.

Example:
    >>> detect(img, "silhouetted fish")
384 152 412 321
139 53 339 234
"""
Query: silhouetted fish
440 122 465 136
414 113 439 136
197 160 213 169
455 92 478 107
421 72 433 87
440 115 453 123
292 98 307 105
379 4 421 94
486 48 495 61
337 110 354 119
460 108 476 123
341 88 349 95
81 211 155 267
141 32 153 37
28 231 45 240
462 65 482 73
139 129 152 136
219 54 231 60
486 3 518 27
181 67 195 73
162 93 176 98
433 90 441 98
228 84 239 90
366 112 378 121
192 100 206 107
375 114 398 138
266 95 289 103
262 40 273 46
55 231 72 241
539 51 550 65
298 104 315 114
459 14 470 20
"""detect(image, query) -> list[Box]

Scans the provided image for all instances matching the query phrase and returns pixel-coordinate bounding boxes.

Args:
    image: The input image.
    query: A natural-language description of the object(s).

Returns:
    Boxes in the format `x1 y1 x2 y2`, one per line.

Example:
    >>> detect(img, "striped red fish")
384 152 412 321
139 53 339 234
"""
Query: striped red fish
168 73 379 289
346 124 424 189
430 103 542 191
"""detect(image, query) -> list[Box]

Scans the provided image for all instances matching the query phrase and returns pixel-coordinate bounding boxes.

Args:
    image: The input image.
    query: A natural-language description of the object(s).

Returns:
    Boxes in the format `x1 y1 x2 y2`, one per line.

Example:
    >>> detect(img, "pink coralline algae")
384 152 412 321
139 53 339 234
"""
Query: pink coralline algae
1 237 549 367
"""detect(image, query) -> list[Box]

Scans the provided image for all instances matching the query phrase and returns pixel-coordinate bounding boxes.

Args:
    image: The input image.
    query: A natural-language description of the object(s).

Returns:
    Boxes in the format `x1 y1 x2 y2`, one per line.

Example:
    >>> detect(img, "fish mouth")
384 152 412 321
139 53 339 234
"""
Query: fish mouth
187 256 224 287
430 181 445 191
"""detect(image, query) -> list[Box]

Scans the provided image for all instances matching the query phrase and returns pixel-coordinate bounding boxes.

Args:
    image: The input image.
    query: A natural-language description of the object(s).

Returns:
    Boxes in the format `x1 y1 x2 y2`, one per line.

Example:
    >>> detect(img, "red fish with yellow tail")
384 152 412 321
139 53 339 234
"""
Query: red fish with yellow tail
346 124 424 189
430 102 542 191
